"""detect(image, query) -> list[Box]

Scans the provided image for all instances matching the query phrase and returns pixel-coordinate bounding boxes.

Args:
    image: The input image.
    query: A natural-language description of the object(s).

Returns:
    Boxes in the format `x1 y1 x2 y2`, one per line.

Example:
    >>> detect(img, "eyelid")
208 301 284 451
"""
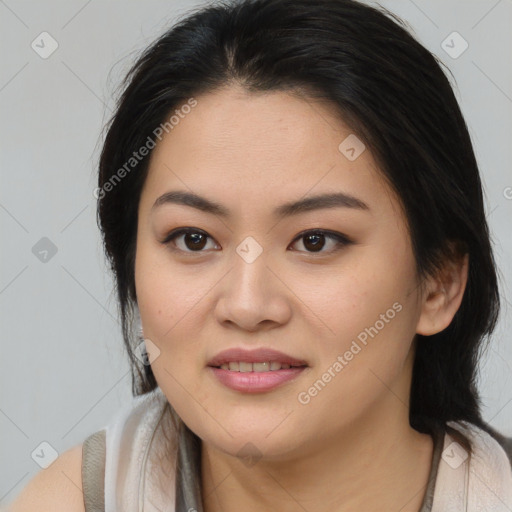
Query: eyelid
289 229 353 248
161 227 211 245
160 227 219 252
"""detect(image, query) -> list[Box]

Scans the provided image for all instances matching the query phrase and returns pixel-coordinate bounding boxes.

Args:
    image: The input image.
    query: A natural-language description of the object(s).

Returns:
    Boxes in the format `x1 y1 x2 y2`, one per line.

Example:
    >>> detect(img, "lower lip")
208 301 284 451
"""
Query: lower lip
209 366 307 393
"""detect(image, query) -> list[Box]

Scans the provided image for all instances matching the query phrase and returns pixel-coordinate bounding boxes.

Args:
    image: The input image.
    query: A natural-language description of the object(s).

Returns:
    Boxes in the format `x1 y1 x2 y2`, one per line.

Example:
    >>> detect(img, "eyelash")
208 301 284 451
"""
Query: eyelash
160 227 352 256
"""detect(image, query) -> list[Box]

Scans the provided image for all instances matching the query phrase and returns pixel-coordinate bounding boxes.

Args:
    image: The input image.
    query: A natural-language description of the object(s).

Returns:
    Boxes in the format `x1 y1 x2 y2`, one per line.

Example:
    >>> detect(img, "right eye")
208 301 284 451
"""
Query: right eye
161 227 219 253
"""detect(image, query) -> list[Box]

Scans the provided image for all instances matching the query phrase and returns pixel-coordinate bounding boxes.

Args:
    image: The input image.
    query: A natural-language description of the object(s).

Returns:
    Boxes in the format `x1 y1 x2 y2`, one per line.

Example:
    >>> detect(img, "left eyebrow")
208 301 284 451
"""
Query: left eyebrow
151 190 370 218
274 192 370 217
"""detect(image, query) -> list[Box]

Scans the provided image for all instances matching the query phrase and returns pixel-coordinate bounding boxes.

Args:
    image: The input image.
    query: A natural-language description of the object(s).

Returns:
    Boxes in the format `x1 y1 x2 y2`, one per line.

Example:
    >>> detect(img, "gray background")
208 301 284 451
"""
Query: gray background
1 0 511 505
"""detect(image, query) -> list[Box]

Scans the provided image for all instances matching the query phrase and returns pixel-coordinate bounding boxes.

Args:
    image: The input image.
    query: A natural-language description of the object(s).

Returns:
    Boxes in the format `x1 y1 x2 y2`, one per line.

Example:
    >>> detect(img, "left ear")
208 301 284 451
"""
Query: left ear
415 251 469 336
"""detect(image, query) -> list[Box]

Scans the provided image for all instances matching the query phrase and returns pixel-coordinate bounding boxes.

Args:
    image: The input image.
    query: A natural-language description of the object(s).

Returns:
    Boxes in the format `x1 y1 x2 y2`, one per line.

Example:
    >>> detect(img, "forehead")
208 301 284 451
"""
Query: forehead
142 85 402 222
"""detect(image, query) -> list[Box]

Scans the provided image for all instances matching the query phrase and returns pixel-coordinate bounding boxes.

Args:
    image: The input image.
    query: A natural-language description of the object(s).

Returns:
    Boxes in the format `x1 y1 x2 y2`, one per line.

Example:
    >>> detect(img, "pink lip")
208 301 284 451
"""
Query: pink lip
209 366 307 393
207 347 308 393
207 347 307 367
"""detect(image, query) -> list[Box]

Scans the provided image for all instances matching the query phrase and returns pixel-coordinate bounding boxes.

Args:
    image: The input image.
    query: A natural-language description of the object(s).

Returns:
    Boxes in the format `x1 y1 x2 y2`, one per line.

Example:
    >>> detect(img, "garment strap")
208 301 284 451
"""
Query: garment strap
82 429 106 512
175 422 204 512
419 425 446 512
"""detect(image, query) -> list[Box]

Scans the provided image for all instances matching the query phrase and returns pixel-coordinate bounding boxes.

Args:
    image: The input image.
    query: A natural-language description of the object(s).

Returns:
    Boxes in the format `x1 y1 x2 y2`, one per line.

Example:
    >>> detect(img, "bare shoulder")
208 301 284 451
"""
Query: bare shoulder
7 443 85 512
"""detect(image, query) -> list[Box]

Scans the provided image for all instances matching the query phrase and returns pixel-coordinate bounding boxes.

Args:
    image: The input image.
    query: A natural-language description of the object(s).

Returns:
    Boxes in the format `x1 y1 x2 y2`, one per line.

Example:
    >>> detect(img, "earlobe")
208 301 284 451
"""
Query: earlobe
416 253 469 336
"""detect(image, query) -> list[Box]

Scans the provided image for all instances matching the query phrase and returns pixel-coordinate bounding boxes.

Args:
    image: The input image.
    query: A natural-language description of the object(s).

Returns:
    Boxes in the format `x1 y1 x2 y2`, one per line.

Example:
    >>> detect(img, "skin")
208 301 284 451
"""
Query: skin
135 84 468 512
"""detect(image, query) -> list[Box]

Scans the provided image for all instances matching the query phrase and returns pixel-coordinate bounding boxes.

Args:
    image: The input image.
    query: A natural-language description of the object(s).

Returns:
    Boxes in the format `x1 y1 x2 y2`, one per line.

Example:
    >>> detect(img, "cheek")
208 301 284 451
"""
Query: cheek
135 252 210 415
137 271 202 352
135 239 224 383
299 262 406 342
135 240 185 350
295 272 416 429
301 245 419 379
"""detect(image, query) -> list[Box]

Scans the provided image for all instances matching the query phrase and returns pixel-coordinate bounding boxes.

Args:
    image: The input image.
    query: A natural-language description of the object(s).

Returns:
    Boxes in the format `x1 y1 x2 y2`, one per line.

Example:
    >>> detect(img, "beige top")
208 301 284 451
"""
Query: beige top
81 386 512 512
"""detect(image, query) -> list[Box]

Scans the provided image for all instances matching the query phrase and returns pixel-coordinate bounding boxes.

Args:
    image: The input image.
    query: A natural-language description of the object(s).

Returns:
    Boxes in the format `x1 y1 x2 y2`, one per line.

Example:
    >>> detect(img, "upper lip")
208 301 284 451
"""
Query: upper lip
207 348 308 367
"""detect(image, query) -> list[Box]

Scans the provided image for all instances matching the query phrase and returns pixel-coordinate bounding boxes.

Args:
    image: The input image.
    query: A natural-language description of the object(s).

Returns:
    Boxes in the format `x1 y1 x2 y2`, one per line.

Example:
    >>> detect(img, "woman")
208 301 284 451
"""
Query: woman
9 0 512 510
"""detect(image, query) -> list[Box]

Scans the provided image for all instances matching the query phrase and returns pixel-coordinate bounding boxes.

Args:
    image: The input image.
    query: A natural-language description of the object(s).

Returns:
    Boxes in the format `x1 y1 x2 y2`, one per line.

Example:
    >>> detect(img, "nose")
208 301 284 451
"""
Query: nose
214 244 292 332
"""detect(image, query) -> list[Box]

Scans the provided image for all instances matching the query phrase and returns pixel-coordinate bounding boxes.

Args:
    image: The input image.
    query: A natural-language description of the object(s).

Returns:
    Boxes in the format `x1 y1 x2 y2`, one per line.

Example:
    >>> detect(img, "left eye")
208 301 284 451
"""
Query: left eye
161 228 351 254
289 230 352 253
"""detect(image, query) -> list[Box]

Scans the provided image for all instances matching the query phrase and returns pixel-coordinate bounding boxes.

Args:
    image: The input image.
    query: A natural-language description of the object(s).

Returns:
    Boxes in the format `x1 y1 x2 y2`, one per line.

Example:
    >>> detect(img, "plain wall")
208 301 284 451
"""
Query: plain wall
1 0 511 505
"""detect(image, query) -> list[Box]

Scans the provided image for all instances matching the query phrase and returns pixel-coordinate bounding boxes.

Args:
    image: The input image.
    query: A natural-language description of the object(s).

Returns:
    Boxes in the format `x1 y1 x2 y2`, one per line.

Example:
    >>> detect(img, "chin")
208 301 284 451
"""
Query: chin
197 421 307 462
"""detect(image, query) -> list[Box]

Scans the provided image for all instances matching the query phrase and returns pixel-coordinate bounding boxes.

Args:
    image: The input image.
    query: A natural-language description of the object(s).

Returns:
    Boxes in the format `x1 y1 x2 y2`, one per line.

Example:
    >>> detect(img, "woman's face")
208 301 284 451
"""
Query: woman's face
135 85 428 459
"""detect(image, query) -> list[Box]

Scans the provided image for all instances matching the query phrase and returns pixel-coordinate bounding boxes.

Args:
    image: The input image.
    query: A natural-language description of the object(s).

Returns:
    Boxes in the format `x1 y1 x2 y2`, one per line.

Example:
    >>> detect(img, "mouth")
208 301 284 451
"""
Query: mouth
207 347 308 393
210 361 307 372
207 347 308 370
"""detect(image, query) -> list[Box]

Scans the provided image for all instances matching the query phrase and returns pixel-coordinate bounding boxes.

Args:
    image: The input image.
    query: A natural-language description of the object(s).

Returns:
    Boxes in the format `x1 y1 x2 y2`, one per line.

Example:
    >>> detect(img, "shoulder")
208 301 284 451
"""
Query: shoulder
106 387 179 510
449 420 512 467
7 388 173 512
443 420 512 506
477 422 512 466
7 443 85 512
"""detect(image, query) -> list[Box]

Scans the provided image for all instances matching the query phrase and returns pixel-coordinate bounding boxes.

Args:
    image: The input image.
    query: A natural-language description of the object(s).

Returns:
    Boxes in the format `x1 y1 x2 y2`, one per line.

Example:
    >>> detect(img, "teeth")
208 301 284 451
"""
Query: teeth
239 362 252 373
253 362 270 372
217 361 298 372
